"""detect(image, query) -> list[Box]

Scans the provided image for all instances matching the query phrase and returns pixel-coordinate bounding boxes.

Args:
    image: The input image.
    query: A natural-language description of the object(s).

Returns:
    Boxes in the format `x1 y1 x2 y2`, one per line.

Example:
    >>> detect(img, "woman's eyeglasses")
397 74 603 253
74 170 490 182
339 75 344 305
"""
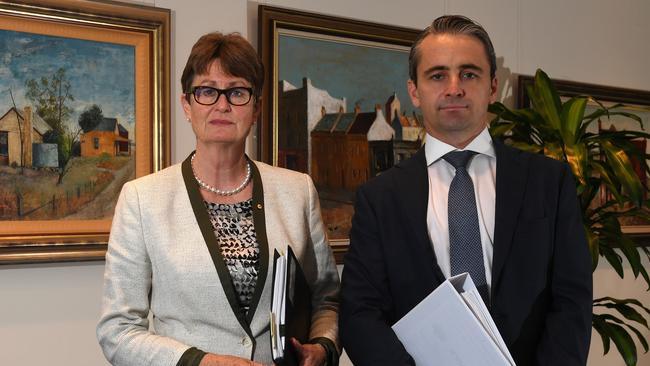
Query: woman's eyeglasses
188 86 253 106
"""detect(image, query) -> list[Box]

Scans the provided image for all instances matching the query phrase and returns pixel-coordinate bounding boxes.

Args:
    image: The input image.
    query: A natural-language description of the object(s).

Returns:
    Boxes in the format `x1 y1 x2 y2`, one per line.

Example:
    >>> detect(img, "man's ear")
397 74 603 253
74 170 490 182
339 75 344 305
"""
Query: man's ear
407 79 421 108
489 77 498 103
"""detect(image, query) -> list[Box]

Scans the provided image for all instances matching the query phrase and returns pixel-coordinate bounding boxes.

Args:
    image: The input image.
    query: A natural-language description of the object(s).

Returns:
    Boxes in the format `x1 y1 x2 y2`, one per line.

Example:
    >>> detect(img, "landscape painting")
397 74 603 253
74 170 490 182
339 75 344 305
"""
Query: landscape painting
0 29 135 221
0 0 169 264
276 29 421 240
0 30 136 221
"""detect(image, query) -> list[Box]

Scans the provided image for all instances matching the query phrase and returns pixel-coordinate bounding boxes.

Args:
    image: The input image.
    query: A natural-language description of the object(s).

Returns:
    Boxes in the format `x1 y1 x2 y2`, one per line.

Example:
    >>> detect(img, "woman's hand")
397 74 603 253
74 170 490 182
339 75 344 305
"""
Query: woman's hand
199 353 266 366
290 338 327 366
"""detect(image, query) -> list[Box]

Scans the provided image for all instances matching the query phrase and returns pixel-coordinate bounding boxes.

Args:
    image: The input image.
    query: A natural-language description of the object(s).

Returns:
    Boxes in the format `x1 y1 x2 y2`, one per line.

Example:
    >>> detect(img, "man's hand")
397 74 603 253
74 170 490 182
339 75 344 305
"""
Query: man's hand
199 353 266 366
290 338 326 366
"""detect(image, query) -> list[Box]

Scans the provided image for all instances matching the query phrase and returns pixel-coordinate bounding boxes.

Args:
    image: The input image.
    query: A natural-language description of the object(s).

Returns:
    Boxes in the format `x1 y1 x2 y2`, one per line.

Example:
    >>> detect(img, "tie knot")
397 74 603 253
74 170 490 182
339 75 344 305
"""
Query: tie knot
443 150 477 169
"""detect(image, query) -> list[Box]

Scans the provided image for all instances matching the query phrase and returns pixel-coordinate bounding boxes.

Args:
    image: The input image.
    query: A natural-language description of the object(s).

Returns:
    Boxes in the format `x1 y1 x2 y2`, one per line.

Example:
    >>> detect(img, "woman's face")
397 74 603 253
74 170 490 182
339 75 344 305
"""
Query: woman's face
181 59 258 147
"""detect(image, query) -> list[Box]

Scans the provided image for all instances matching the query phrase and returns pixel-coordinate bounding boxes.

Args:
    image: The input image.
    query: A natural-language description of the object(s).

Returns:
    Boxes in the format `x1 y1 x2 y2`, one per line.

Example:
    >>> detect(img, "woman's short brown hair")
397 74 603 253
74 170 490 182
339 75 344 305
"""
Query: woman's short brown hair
181 32 264 102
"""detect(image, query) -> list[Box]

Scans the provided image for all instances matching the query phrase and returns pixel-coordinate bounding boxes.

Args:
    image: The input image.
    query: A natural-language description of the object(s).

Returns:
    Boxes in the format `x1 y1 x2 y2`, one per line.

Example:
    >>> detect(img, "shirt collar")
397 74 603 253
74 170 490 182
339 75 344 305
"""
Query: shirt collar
424 127 496 166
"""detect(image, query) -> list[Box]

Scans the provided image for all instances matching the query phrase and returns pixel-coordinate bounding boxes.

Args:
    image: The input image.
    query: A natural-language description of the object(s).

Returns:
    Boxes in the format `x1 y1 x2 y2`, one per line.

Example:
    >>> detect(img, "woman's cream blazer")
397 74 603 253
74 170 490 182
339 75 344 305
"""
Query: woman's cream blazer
97 154 339 366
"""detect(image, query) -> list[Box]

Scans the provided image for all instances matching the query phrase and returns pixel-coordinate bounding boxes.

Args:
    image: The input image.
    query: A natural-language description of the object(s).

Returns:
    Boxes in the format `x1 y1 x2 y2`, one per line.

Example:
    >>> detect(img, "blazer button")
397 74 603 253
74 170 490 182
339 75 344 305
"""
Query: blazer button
242 337 251 346
256 203 263 210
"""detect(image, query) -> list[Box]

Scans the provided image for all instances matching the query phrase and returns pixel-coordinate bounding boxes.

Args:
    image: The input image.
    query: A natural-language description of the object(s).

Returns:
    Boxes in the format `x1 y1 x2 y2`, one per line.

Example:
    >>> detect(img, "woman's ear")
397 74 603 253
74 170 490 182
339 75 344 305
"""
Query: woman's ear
181 94 192 122
252 97 262 122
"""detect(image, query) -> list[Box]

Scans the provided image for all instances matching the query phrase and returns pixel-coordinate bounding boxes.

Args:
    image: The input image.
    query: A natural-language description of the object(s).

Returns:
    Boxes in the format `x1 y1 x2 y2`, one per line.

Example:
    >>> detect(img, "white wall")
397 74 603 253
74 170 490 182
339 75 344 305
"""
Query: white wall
1 0 649 365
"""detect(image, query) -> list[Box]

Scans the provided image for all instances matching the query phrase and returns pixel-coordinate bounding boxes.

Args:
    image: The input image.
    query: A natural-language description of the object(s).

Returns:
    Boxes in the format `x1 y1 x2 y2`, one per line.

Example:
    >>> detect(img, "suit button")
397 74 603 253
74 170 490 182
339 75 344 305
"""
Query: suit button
242 337 251 346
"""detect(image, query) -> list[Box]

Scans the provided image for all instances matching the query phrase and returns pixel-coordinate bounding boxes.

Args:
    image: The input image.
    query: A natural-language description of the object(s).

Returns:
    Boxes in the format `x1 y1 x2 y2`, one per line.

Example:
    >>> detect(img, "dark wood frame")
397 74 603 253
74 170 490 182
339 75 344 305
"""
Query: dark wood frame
0 0 171 264
257 5 419 262
517 74 650 244
517 75 650 110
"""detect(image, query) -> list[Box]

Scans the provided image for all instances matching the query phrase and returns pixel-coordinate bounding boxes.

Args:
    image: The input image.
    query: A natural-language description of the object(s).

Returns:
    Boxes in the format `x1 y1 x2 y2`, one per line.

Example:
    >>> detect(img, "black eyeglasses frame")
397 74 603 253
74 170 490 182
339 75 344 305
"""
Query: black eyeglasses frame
187 86 254 106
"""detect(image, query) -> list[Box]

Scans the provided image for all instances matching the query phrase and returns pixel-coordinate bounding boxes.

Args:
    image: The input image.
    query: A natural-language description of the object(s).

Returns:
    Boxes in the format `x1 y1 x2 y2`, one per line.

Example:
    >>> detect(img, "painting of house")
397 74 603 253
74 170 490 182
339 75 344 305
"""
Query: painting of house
0 106 58 168
274 28 413 240
80 117 131 158
387 93 424 164
278 78 346 172
311 104 394 191
0 29 137 223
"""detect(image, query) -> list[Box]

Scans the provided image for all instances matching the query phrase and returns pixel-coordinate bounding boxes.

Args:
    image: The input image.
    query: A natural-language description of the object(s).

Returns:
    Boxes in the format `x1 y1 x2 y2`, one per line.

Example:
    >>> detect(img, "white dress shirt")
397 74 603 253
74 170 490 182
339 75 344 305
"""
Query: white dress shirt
425 127 496 291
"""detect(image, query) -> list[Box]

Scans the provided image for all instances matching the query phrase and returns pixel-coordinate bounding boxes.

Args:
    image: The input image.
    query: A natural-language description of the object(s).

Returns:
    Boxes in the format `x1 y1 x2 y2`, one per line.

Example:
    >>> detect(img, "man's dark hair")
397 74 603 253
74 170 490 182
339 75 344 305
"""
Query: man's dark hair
408 15 496 84
181 32 264 102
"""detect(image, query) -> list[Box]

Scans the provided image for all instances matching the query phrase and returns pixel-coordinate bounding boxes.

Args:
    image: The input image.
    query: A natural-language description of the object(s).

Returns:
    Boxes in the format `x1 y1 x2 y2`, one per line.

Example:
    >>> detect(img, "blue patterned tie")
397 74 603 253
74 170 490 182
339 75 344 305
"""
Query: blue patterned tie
443 151 489 305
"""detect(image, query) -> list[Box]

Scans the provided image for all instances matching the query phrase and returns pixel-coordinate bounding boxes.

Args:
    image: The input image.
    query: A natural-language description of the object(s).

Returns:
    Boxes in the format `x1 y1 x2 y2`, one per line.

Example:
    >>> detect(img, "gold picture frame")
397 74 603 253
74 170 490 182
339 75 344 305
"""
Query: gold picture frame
0 0 170 264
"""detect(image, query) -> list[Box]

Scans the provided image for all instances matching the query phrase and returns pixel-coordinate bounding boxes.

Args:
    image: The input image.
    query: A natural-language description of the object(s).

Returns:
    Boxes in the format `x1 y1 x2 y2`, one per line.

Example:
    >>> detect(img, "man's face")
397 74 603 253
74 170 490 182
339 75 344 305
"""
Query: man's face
407 33 497 148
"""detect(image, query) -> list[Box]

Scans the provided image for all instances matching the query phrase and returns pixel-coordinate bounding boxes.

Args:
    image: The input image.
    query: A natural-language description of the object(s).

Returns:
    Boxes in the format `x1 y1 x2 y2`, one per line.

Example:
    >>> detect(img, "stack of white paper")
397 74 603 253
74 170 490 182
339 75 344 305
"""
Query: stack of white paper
271 254 287 360
392 273 515 366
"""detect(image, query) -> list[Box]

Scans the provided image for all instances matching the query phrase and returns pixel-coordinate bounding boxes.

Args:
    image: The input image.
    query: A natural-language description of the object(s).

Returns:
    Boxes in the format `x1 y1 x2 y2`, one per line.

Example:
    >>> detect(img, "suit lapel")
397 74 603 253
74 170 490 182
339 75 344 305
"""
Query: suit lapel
397 148 446 284
491 140 528 292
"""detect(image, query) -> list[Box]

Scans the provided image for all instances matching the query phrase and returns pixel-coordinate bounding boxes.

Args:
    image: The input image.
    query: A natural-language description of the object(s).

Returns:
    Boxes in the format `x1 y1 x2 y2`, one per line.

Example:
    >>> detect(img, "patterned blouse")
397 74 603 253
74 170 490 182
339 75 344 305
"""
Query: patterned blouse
204 199 260 316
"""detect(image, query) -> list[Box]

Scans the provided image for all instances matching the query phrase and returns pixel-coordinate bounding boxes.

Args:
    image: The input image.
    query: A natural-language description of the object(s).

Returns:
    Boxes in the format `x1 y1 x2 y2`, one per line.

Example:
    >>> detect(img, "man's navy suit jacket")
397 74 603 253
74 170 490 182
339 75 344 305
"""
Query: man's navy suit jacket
340 140 593 365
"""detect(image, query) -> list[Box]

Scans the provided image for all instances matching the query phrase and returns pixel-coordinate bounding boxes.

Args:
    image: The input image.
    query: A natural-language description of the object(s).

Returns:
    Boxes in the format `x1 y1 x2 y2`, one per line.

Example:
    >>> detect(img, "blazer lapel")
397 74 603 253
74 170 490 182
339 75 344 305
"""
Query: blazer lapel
245 162 269 325
491 140 528 293
396 148 446 284
181 153 256 338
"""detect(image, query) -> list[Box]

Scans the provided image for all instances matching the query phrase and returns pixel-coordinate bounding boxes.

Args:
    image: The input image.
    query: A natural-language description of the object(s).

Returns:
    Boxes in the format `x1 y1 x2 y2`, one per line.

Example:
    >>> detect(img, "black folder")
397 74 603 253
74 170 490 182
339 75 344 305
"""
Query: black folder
270 246 312 366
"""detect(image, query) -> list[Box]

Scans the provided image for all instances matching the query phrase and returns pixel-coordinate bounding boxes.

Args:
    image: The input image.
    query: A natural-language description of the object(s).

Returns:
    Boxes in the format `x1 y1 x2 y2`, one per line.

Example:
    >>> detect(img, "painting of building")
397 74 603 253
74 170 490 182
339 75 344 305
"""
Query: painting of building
276 31 412 240
278 78 346 172
387 93 424 164
80 117 131 158
0 106 58 168
0 28 136 222
311 104 394 191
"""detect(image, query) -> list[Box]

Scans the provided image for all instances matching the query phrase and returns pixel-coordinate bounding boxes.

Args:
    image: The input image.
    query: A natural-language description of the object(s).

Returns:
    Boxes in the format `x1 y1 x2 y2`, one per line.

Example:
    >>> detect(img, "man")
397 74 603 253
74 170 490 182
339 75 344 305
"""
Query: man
340 15 592 365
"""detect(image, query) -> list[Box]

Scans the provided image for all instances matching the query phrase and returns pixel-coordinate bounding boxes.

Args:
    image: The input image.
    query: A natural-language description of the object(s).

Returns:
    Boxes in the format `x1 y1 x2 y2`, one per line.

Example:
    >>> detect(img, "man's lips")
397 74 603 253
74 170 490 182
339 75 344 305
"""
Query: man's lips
439 104 468 111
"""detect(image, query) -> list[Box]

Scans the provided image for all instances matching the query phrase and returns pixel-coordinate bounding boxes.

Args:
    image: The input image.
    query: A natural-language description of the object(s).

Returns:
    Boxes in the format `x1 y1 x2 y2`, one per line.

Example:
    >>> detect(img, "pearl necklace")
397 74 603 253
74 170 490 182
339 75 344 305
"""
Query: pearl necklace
191 154 251 196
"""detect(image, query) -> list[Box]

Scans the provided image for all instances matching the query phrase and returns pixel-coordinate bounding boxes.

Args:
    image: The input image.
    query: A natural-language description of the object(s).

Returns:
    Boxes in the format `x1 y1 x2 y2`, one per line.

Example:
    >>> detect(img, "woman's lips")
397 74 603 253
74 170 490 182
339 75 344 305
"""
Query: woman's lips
209 119 234 125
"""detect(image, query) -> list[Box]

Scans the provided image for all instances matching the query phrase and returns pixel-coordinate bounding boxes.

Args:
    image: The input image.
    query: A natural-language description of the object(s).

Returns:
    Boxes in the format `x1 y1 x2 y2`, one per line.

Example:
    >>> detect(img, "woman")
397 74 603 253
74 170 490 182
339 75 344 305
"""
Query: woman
97 32 340 366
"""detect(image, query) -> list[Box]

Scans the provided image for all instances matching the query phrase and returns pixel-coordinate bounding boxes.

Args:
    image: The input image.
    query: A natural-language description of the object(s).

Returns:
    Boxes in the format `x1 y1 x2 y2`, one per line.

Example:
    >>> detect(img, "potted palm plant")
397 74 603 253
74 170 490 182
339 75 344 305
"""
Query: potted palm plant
489 69 650 366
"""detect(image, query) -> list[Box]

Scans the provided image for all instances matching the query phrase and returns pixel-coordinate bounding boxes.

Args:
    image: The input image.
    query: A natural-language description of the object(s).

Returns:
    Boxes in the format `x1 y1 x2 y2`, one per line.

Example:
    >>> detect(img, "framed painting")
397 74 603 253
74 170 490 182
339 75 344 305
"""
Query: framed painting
258 5 420 262
517 75 650 243
0 0 171 264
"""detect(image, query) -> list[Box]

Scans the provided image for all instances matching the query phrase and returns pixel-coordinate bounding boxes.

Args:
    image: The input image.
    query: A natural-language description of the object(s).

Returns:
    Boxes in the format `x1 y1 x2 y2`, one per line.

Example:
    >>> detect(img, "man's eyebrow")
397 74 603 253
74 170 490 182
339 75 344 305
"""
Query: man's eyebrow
421 65 449 75
421 63 486 75
459 63 485 72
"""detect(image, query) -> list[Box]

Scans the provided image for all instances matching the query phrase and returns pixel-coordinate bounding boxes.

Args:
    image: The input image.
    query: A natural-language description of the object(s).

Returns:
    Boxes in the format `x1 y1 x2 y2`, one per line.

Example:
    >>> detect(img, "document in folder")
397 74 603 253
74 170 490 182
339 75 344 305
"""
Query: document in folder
270 246 312 366
392 273 516 366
